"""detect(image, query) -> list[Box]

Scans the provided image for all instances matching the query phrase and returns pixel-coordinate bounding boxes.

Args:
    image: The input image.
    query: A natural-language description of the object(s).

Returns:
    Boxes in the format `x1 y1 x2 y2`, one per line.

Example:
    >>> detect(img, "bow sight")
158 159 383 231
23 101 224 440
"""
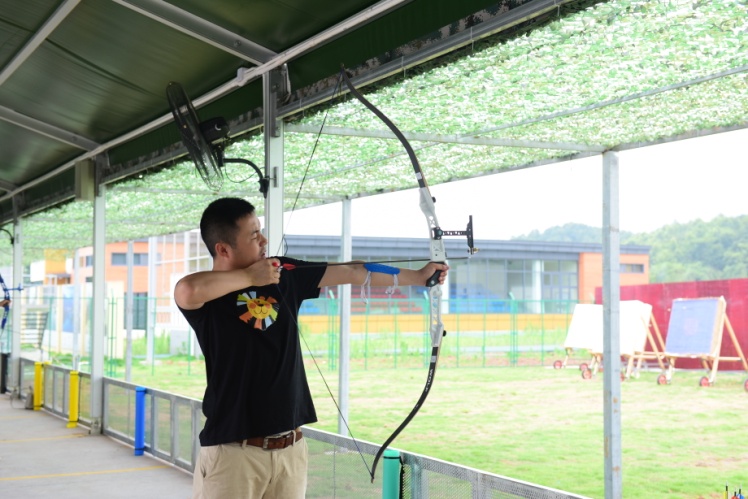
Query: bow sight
433 215 478 256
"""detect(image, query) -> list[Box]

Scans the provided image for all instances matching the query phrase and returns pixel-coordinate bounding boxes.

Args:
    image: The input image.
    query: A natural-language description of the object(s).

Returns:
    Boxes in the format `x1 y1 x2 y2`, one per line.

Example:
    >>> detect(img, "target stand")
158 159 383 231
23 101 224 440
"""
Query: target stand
657 296 748 388
555 301 666 380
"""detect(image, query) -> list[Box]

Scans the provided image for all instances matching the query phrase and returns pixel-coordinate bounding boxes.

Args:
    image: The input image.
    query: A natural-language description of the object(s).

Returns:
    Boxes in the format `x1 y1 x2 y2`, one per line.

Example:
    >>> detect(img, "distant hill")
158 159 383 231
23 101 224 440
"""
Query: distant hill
512 216 748 283
513 223 635 244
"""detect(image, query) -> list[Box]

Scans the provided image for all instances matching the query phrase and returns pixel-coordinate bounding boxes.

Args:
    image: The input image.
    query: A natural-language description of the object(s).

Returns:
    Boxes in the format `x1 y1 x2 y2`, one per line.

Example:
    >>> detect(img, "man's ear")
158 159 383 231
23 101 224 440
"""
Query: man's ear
214 242 231 259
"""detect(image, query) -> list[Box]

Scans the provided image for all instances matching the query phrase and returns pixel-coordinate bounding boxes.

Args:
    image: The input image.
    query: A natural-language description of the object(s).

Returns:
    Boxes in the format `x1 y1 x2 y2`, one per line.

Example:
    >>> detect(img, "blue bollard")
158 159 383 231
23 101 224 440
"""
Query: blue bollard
134 386 146 456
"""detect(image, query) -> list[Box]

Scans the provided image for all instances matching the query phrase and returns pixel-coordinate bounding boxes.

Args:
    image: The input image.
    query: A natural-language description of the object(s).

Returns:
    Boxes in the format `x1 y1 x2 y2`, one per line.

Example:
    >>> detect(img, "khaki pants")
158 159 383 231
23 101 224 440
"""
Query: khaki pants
193 438 308 499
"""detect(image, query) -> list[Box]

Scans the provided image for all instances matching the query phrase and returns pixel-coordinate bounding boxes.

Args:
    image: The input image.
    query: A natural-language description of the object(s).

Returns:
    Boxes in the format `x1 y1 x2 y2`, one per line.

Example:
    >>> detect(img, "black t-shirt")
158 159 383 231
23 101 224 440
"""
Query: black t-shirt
178 257 326 446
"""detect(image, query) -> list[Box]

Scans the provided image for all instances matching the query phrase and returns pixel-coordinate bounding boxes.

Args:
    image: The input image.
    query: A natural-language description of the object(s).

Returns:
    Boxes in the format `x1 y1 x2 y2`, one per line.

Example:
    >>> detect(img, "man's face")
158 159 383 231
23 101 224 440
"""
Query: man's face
227 213 267 268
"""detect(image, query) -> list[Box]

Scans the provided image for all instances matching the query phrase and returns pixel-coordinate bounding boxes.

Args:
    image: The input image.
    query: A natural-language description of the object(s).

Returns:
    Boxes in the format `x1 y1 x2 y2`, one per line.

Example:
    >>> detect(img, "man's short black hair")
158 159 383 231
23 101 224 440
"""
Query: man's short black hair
200 197 256 257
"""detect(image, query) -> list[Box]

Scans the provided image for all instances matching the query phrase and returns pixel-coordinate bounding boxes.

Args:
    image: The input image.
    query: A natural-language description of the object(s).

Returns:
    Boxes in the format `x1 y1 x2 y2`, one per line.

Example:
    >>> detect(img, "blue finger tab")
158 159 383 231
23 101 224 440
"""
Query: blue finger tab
363 263 400 275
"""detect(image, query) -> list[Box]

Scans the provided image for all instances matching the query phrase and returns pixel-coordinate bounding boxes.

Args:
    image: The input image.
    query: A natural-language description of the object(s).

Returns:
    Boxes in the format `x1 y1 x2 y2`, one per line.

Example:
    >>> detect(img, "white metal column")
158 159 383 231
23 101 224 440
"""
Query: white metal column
263 69 285 255
9 218 22 389
125 240 134 382
73 248 81 370
532 259 542 313
147 236 157 363
90 184 107 433
338 199 352 435
602 150 622 499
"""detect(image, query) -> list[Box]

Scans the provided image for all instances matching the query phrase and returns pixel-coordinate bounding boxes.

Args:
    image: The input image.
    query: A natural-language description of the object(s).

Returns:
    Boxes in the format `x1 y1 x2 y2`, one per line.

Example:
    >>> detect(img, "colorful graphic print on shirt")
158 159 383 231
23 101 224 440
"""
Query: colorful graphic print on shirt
237 291 279 330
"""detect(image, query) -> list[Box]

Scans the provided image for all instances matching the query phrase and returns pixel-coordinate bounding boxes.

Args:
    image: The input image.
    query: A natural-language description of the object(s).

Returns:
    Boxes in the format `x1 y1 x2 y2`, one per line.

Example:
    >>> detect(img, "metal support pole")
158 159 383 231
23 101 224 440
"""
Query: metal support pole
146 236 157 364
338 199 352 436
90 182 107 433
125 241 134 382
263 69 285 256
10 218 22 390
73 248 81 370
602 150 622 499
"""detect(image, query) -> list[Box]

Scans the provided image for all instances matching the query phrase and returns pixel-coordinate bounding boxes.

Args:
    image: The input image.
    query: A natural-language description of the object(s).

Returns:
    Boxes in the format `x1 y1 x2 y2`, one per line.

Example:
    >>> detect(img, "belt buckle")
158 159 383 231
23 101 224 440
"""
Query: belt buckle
262 430 295 450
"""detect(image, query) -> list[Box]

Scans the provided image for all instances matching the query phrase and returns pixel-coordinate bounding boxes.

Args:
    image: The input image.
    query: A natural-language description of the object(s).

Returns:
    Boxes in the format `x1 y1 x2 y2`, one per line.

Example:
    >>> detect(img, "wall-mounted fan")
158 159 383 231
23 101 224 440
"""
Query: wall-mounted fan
166 81 269 196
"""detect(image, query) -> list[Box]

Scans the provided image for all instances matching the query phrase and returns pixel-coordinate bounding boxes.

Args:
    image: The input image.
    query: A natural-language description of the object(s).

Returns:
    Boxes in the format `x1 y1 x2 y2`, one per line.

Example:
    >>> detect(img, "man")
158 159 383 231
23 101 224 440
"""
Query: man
175 197 448 498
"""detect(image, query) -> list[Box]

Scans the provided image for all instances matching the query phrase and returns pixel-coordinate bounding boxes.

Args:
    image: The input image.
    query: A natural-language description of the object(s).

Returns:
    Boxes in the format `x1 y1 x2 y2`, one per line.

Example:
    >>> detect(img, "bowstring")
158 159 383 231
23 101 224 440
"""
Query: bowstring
270 73 375 478
275 72 346 258
275 282 373 477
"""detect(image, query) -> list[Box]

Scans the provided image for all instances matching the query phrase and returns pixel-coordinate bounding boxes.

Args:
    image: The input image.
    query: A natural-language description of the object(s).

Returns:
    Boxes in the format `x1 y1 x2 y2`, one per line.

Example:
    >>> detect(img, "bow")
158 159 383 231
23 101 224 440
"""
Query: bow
340 66 476 482
0 229 22 335
0 228 13 332
0 273 9 332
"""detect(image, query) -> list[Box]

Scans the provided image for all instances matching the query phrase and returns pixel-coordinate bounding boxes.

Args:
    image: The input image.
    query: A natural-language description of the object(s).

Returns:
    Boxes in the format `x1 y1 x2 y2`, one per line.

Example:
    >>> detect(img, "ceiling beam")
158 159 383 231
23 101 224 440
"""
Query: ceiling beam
0 105 100 150
0 179 17 192
111 0 277 64
286 123 606 152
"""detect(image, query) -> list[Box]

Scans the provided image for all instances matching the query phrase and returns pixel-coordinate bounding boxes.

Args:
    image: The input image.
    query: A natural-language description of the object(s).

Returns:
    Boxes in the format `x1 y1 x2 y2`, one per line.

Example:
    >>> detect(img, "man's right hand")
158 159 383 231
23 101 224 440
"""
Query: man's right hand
245 258 282 287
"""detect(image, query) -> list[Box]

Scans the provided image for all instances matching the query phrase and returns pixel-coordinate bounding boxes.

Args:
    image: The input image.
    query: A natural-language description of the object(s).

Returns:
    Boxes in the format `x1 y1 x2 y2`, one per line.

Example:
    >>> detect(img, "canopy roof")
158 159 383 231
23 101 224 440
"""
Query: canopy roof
1 0 747 262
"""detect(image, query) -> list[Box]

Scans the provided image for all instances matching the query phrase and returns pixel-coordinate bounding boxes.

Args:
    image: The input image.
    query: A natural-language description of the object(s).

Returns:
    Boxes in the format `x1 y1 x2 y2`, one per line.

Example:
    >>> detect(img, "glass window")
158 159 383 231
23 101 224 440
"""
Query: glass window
124 292 148 330
540 259 578 313
507 272 525 300
621 263 645 273
111 253 148 266
560 260 577 272
507 260 524 271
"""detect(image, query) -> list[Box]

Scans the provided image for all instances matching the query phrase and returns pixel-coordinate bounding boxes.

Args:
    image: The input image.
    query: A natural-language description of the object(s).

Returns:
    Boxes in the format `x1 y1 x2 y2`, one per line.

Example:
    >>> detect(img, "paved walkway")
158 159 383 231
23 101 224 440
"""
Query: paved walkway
0 393 193 498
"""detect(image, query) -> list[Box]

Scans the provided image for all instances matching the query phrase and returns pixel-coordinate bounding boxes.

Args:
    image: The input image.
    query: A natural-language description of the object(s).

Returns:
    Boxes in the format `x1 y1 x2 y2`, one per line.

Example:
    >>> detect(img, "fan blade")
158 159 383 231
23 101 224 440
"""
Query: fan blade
166 82 223 190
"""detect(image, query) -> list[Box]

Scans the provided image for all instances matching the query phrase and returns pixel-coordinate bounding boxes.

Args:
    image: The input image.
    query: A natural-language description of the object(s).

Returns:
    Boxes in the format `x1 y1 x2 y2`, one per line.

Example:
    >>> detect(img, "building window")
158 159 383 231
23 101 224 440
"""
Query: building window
621 263 644 274
112 253 149 266
541 259 578 313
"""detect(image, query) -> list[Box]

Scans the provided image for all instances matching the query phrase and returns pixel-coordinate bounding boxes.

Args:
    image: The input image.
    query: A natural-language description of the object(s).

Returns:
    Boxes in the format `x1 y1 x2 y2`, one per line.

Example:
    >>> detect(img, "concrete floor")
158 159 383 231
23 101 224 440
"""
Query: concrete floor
0 393 193 498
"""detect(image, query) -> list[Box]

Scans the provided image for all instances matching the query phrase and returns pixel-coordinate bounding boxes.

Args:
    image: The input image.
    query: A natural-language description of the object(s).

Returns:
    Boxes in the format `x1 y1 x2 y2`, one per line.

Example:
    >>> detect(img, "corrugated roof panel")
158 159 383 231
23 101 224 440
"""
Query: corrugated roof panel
171 0 382 50
0 120 81 183
1 0 245 145
0 0 61 68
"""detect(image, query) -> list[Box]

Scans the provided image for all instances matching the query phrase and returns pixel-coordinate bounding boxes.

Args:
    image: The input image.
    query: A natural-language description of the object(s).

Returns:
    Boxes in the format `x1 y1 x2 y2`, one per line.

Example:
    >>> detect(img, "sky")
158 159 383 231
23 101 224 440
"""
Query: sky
280 127 748 242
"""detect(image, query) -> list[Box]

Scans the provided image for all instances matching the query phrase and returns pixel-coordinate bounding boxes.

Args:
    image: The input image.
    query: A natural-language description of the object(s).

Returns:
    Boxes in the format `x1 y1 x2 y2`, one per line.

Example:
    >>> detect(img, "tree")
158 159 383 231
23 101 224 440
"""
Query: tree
513 215 748 283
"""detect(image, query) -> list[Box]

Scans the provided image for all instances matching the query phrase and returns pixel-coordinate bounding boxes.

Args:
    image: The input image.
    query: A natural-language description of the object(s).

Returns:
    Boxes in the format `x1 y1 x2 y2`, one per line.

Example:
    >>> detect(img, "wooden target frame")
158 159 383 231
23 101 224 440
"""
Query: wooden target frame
557 301 666 379
660 296 748 386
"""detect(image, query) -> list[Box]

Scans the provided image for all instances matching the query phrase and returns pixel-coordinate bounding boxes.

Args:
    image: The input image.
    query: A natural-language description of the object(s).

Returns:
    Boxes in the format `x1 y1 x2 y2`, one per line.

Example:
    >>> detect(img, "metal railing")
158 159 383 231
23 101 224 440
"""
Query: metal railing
17 357 589 499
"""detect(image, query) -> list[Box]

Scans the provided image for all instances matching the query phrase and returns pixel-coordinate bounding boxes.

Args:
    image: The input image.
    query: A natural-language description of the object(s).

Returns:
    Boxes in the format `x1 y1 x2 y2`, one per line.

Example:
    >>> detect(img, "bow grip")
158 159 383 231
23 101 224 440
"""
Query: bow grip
426 269 442 288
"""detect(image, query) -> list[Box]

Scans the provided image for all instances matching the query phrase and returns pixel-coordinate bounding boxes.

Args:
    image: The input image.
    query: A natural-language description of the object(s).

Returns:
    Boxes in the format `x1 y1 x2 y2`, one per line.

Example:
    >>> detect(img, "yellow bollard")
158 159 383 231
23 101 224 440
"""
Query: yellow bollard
33 362 43 411
67 371 79 428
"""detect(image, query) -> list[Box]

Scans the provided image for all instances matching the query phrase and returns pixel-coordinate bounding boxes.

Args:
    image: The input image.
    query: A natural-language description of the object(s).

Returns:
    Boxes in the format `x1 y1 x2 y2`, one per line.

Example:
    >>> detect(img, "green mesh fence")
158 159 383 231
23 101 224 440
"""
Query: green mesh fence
8 295 577 378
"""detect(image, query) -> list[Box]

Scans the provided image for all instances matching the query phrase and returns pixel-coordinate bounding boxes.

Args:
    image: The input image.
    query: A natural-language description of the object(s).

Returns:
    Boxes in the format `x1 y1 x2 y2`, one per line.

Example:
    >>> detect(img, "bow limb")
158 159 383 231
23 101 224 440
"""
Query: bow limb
340 67 447 483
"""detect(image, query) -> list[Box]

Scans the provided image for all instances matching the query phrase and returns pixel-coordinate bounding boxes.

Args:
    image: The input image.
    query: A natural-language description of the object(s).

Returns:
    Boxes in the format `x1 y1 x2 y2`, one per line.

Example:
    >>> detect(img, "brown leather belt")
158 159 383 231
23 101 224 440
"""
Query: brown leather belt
236 429 302 450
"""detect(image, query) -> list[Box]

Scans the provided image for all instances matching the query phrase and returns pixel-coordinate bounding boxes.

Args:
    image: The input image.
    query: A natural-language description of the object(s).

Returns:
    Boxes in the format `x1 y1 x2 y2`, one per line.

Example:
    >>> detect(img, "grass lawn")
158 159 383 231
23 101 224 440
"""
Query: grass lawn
128 357 747 499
